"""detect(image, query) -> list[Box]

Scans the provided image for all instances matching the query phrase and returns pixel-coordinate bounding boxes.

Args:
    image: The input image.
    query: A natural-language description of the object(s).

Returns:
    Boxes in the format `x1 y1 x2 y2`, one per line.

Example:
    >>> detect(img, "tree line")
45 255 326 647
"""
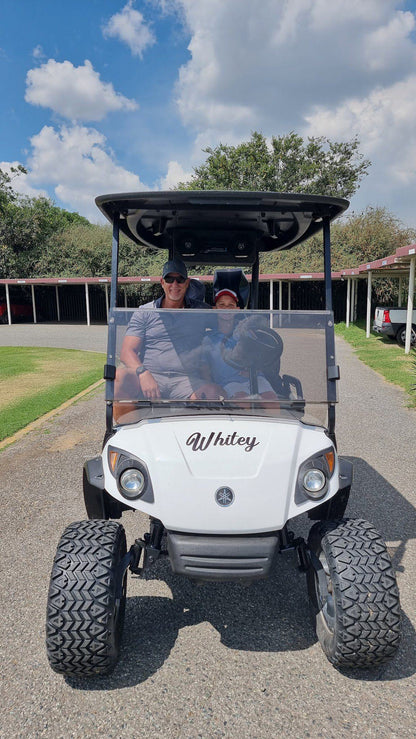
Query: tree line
1 133 414 304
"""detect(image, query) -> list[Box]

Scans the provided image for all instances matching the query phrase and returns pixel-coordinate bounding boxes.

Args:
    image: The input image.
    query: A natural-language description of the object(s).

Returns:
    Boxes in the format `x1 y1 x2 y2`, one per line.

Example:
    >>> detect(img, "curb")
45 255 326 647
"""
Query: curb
0 379 105 450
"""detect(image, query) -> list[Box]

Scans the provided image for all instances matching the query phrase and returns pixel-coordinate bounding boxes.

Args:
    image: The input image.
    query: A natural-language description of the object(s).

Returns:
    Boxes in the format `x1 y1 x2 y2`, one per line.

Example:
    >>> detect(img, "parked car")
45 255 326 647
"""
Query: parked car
0 299 33 324
373 306 416 346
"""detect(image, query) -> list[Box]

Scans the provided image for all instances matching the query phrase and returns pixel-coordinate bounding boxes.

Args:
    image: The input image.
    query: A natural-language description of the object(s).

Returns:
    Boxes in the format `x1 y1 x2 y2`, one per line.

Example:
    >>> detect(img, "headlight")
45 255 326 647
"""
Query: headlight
295 447 336 503
303 469 326 496
108 446 152 501
119 468 146 499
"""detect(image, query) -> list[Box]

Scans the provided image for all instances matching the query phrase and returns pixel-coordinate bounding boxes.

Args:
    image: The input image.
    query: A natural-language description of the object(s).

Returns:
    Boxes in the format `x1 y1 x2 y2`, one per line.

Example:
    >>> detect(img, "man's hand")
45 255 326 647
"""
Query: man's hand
138 370 161 399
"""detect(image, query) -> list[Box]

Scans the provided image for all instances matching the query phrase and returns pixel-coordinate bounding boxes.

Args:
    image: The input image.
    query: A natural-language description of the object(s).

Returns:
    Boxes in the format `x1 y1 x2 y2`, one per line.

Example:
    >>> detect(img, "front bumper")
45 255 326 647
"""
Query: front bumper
167 531 278 581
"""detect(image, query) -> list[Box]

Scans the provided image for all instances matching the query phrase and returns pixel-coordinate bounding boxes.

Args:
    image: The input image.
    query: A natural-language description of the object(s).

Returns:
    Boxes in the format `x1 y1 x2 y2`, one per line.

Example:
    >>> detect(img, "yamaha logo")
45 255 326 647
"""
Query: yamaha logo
215 487 235 507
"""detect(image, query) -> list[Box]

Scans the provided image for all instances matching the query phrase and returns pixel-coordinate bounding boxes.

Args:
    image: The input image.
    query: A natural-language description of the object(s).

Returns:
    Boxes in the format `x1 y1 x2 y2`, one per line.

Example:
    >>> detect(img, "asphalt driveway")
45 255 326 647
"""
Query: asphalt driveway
0 326 415 738
0 322 107 352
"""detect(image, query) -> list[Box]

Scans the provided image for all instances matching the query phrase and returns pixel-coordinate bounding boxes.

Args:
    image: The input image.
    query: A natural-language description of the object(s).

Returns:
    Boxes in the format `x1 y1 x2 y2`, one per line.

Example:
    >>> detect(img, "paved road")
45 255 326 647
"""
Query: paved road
1 327 415 738
0 322 108 352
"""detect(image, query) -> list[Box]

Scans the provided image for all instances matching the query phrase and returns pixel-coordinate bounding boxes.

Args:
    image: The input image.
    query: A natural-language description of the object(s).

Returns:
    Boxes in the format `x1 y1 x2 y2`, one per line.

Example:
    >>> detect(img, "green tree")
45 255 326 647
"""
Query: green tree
36 223 167 279
179 131 370 199
0 165 27 213
260 206 415 303
36 223 110 277
0 178 90 279
330 206 415 268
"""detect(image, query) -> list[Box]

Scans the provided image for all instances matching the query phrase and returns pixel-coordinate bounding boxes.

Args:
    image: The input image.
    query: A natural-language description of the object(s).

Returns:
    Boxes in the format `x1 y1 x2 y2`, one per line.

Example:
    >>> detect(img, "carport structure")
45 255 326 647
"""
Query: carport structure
0 271 346 327
340 242 416 354
1 243 415 352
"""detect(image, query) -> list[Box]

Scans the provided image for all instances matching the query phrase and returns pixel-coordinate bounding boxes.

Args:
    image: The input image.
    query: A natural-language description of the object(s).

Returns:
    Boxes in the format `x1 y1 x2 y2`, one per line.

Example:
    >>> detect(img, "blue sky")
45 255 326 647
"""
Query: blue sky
1 0 416 228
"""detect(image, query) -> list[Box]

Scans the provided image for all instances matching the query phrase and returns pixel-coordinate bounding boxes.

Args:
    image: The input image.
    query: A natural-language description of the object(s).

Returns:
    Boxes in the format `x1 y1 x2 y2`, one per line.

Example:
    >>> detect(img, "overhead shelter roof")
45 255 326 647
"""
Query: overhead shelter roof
1 242 414 288
0 271 345 288
340 243 416 279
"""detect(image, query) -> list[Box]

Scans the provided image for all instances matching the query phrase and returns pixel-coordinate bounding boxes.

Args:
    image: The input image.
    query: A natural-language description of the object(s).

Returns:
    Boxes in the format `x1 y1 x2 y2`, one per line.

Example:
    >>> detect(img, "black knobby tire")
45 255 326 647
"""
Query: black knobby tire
46 519 127 677
396 324 416 347
307 518 401 668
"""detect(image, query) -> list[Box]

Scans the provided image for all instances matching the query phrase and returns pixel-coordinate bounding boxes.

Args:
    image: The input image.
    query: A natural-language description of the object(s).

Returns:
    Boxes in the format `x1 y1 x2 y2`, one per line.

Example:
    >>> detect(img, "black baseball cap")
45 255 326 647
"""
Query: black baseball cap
162 259 188 279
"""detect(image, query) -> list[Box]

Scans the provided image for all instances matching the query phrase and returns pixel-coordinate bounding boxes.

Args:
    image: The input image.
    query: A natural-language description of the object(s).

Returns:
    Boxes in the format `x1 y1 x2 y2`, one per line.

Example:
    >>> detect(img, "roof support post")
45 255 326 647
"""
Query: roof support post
366 271 372 338
288 281 291 309
5 283 11 325
55 285 61 321
105 283 109 323
350 279 355 324
405 255 415 354
269 279 274 327
323 217 332 312
31 284 37 324
85 283 90 326
110 213 120 311
249 253 259 308
278 281 282 310
346 278 350 328
354 278 358 321
106 213 120 434
323 216 337 439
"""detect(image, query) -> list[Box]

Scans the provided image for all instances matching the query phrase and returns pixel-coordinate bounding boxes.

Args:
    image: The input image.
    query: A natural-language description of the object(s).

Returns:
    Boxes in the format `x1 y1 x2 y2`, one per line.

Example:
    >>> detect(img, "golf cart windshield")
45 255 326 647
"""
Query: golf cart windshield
109 307 336 428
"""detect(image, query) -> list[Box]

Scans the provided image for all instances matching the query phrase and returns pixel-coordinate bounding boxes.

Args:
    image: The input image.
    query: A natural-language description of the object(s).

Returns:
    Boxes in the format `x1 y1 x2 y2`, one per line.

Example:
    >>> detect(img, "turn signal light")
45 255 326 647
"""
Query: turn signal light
324 450 335 476
109 450 119 473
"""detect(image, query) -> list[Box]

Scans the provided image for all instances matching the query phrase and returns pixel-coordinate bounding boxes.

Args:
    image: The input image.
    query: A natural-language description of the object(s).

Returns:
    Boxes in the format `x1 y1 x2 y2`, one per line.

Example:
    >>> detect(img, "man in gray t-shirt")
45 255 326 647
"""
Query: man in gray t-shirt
119 259 211 400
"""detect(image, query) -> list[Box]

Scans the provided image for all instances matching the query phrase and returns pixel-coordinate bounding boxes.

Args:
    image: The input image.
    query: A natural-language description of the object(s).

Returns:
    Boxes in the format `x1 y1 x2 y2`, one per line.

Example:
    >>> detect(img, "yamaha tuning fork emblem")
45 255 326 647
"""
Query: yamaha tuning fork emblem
215 487 235 507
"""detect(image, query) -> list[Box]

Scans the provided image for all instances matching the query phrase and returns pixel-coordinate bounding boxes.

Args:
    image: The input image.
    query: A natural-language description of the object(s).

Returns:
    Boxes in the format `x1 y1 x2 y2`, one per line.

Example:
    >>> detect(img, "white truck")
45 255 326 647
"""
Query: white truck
373 306 416 346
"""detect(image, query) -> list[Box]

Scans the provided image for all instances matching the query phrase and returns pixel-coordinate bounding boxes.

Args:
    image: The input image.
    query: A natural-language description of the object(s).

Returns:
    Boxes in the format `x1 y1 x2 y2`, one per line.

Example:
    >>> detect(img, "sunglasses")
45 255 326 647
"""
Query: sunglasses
164 274 187 284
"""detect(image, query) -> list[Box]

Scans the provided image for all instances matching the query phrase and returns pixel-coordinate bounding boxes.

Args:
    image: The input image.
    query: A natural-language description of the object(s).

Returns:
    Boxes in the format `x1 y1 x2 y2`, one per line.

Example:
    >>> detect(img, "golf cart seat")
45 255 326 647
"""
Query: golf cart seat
213 268 250 307
186 278 206 303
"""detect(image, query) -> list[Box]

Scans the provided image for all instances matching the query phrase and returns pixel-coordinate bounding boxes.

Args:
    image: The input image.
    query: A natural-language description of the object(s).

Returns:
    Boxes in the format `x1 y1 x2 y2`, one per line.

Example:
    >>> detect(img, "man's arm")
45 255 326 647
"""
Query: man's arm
119 335 161 399
120 335 143 369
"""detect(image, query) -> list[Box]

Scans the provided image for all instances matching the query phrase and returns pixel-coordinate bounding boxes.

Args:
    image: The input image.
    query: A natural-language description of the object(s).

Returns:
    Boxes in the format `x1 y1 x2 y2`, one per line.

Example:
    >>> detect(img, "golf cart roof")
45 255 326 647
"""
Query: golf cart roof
96 191 348 265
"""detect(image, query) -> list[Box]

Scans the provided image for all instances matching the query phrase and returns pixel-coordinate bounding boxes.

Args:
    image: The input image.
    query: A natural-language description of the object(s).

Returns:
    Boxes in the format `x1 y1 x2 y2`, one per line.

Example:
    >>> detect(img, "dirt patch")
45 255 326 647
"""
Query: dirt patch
47 428 92 452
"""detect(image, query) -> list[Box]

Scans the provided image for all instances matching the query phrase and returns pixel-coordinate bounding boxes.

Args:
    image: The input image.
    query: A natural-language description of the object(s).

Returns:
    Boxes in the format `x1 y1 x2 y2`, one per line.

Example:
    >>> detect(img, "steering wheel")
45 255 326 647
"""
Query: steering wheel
221 326 283 371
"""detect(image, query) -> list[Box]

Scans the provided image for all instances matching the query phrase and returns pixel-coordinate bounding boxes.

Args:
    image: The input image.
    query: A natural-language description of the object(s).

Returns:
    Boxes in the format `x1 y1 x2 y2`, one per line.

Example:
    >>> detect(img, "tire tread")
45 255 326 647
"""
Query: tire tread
46 519 127 677
308 518 401 668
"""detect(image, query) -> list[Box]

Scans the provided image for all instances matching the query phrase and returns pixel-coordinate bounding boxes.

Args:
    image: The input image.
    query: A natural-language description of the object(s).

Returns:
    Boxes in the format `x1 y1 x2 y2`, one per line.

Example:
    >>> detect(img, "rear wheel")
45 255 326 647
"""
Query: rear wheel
396 324 416 346
307 519 401 668
46 520 127 677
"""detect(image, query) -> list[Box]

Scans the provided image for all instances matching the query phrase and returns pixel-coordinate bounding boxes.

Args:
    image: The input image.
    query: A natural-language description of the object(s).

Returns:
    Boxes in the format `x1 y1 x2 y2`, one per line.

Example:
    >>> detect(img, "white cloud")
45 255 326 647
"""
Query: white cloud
172 0 416 139
25 59 138 121
159 160 192 189
363 11 416 72
32 44 46 60
161 0 416 224
103 0 156 57
304 74 416 185
27 125 147 220
0 161 47 199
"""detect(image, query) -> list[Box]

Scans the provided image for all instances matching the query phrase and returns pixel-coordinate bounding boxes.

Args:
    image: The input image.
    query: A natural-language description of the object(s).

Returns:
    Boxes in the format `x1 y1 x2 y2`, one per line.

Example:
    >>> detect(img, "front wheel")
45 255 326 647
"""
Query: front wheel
46 520 127 677
307 519 401 669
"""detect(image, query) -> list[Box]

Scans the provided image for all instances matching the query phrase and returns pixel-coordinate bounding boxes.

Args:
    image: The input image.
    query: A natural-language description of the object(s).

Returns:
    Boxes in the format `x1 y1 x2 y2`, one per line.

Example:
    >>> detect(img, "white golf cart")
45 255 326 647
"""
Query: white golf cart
46 191 401 677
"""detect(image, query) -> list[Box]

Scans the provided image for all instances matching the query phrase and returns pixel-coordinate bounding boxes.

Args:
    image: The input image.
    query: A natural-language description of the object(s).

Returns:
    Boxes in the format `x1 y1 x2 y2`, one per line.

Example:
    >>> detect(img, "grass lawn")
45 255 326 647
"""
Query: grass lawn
0 346 105 441
335 320 416 407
